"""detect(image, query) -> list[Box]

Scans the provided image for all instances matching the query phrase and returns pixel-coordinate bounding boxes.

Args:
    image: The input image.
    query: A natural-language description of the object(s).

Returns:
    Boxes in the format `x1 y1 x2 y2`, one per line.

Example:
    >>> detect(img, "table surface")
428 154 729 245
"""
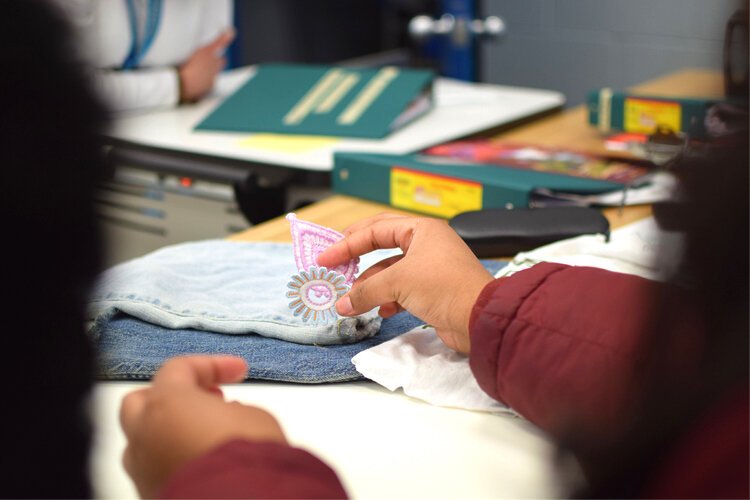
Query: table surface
105 66 565 172
92 68 723 499
228 68 722 244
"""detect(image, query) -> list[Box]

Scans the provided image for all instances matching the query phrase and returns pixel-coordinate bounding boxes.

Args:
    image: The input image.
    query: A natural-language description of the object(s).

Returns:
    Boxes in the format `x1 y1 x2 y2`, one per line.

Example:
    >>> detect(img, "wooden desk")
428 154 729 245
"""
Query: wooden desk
228 194 652 243
230 68 722 244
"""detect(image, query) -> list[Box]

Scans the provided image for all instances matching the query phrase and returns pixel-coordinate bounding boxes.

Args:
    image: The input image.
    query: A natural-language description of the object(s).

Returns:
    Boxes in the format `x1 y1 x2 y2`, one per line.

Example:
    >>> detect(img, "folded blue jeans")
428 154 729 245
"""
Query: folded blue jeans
89 249 506 383
88 240 384 345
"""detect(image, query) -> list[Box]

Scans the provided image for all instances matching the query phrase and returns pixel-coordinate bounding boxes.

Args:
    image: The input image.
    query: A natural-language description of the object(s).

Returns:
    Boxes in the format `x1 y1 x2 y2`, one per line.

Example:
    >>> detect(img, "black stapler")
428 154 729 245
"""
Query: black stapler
449 206 610 258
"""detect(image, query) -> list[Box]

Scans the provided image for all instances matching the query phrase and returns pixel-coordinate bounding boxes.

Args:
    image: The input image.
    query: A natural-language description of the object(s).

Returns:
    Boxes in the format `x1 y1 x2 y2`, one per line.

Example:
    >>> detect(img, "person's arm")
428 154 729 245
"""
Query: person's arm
120 356 347 499
60 0 234 112
93 67 180 112
91 29 234 112
159 440 347 499
318 214 660 439
469 262 658 438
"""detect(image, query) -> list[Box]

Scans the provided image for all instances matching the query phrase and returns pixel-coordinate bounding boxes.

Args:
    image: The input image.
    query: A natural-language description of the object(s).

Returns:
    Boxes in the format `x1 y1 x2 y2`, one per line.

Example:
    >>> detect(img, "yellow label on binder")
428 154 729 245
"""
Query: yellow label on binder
624 98 681 134
390 167 483 218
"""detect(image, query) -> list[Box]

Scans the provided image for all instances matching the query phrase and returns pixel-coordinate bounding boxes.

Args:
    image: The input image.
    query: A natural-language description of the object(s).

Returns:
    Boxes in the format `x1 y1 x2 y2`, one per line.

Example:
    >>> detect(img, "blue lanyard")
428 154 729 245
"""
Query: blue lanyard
122 0 162 70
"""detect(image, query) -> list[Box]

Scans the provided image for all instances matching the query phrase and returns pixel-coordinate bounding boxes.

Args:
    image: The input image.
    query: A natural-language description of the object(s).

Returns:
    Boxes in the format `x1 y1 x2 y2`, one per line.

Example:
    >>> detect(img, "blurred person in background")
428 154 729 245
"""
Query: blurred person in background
56 0 234 112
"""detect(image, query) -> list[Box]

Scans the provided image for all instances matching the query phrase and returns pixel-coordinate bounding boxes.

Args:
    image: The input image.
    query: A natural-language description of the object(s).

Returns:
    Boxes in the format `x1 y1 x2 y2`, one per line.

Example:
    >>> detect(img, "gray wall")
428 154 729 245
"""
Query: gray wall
480 0 740 106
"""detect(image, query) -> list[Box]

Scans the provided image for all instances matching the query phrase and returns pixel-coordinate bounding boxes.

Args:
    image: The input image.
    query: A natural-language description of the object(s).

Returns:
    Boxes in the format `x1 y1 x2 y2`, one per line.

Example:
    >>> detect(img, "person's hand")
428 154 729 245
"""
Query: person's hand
120 355 287 498
177 29 235 103
317 214 494 354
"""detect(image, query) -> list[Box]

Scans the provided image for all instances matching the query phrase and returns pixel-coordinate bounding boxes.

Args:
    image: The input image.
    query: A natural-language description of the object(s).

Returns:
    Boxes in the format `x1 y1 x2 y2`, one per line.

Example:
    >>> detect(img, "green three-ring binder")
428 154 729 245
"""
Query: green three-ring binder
196 63 435 139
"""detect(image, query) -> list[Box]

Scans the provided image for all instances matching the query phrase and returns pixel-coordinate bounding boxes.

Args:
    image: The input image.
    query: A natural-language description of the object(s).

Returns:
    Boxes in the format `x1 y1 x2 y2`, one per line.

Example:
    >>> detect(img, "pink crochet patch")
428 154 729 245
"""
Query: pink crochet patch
286 213 358 284
285 213 359 324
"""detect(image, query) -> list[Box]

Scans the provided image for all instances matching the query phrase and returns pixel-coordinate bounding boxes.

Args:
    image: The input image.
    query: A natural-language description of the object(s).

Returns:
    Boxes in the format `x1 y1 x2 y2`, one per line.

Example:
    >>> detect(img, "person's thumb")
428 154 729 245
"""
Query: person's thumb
208 28 235 51
336 272 398 316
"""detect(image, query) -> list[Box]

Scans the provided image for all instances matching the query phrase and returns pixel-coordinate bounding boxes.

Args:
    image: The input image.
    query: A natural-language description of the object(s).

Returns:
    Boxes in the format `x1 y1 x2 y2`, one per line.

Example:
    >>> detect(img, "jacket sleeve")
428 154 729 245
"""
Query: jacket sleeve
159 440 348 499
469 262 659 437
93 68 180 112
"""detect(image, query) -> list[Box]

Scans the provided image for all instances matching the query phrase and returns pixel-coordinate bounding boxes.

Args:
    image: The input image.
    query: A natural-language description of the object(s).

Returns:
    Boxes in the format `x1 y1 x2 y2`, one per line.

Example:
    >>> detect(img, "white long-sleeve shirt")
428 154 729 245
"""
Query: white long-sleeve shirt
57 0 233 112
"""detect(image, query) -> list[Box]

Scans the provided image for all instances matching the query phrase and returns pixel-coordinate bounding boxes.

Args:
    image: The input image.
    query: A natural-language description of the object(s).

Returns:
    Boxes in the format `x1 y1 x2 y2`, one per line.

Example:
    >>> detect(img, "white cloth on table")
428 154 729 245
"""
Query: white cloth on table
353 326 515 414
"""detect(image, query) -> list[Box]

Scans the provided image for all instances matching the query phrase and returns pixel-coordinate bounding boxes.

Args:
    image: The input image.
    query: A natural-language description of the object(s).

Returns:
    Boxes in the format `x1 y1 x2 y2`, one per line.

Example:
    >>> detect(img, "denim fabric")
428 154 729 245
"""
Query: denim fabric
93 310 422 383
92 259 506 383
88 240 384 345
